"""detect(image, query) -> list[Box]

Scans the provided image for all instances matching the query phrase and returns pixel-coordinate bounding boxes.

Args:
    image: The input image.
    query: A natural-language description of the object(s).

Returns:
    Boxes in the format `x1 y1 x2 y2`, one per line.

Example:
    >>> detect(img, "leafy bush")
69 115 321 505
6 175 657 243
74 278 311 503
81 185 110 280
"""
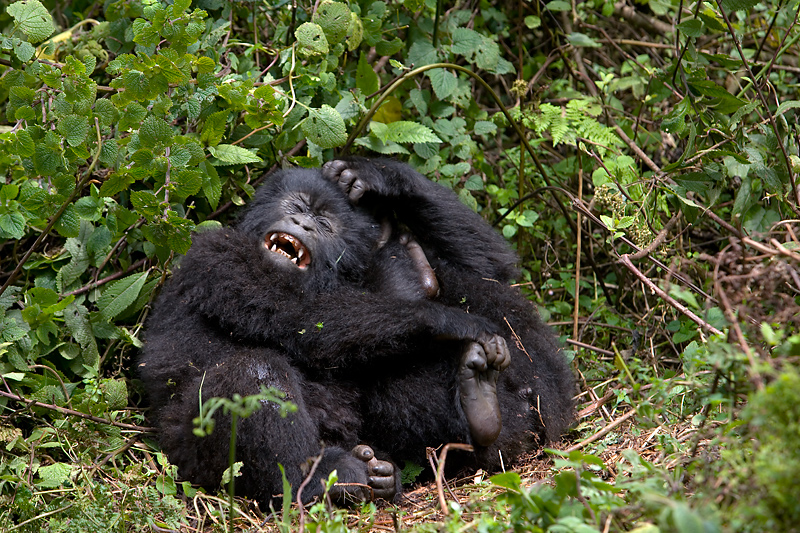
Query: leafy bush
1 0 800 530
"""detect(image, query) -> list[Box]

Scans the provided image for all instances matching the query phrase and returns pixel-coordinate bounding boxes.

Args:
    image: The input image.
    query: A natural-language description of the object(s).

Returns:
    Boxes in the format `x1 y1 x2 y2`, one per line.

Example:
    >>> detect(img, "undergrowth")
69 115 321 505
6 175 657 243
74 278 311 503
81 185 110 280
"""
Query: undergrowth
1 0 799 530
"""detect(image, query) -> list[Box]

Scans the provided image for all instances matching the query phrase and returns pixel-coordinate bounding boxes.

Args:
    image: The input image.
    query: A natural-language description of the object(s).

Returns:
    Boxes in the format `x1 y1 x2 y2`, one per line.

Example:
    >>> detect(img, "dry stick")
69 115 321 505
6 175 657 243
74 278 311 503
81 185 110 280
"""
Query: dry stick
715 0 800 211
629 214 680 260
618 254 723 337
566 338 614 356
431 443 473 515
0 118 103 299
573 145 584 342
711 246 763 390
296 451 324 533
0 389 153 432
565 409 636 452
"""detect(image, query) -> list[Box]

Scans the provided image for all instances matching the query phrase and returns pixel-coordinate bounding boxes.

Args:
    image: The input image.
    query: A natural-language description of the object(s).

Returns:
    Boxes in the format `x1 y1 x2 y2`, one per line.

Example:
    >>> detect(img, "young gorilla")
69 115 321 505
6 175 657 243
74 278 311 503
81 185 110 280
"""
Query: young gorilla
139 159 574 506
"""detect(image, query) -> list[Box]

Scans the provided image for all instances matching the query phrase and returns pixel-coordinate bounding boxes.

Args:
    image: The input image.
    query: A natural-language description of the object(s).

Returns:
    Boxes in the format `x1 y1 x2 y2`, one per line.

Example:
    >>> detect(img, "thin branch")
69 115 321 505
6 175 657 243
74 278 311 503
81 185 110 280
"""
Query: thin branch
0 389 153 432
619 254 723 336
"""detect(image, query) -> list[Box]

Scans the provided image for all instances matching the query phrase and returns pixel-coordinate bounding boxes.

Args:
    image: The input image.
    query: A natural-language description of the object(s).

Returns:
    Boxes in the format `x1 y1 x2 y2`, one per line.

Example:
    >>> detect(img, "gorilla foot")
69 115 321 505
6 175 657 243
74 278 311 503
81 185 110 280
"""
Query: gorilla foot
458 335 511 447
331 445 399 503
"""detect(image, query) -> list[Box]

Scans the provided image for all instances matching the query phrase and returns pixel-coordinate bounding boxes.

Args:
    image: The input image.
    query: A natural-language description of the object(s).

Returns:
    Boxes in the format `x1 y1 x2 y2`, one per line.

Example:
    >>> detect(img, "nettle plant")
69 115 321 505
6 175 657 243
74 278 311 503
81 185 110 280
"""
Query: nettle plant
0 0 526 424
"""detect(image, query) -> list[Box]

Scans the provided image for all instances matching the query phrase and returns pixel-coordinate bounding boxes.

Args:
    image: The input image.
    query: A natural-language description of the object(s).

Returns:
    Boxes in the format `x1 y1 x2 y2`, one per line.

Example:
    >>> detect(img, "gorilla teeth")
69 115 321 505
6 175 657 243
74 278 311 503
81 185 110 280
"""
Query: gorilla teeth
265 232 311 270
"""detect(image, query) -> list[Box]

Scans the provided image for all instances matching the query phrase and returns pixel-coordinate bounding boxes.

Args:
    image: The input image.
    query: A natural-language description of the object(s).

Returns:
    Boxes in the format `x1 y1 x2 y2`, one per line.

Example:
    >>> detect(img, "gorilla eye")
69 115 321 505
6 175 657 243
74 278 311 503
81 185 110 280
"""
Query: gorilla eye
318 218 333 233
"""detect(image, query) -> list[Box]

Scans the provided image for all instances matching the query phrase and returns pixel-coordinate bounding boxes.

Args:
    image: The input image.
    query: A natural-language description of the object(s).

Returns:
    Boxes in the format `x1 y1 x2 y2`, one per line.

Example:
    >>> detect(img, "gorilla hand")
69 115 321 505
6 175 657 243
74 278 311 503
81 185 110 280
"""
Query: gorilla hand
459 334 511 447
350 445 399 501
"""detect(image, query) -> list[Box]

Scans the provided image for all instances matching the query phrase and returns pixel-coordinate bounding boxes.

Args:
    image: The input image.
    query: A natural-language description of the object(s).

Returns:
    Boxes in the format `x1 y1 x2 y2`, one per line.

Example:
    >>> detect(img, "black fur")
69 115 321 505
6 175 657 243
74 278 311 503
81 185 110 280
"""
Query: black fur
139 158 574 506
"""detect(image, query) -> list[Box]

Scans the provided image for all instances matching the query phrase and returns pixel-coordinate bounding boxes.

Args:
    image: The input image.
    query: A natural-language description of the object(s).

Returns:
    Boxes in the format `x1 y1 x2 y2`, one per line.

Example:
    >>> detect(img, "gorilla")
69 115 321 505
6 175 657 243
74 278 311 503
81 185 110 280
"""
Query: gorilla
139 158 574 506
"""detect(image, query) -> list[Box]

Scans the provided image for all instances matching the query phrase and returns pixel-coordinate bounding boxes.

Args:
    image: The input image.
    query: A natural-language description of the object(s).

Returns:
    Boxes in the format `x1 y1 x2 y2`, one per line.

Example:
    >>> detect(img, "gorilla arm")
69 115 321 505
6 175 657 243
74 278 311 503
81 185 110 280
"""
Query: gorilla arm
170 229 496 369
323 158 519 282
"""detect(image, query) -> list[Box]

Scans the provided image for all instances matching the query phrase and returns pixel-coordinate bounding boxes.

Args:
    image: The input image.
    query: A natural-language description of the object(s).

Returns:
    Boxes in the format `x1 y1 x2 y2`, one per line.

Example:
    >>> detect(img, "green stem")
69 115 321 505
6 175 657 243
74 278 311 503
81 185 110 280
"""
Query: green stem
228 412 237 533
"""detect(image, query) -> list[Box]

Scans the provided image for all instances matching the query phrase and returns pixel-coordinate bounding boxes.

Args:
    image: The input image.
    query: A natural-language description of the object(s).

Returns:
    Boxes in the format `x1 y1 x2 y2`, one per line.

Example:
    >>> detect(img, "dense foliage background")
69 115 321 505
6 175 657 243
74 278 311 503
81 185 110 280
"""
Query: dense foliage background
1 0 799 530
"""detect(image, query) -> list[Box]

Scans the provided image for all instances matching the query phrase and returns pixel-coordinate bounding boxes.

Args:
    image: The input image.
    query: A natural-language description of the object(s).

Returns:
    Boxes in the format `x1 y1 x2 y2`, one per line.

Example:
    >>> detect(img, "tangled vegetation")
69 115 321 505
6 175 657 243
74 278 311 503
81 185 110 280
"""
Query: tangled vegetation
1 0 799 530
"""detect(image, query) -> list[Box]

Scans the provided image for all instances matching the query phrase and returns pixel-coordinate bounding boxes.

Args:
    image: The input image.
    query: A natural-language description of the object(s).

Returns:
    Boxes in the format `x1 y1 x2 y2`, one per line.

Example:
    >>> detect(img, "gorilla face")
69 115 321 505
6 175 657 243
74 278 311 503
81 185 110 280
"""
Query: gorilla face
238 168 381 288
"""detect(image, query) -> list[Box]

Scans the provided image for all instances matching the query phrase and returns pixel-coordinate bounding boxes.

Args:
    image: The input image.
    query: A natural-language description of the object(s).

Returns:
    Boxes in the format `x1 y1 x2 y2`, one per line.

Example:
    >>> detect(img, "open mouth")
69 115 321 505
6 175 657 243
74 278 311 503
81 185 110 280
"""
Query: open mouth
265 232 311 269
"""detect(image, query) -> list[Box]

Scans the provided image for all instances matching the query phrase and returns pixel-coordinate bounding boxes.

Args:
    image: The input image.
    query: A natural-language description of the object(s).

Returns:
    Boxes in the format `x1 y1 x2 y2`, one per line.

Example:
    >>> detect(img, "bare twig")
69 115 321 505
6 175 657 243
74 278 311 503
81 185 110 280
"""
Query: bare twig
619 254 723 336
0 389 152 432
565 409 636 452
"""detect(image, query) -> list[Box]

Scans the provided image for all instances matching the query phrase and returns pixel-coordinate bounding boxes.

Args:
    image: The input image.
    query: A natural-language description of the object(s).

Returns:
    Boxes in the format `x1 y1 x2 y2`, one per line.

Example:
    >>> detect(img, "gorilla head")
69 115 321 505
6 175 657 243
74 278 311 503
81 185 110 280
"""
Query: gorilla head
237 168 382 290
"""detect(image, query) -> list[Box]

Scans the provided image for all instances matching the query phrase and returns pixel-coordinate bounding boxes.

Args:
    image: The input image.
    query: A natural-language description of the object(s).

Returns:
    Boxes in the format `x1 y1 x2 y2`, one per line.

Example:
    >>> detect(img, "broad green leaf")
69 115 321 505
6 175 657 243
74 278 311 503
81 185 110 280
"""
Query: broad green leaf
7 0 55 43
370 121 441 144
36 463 73 489
295 22 329 55
98 272 149 320
302 105 347 149
356 53 379 96
172 170 203 197
63 303 99 372
426 68 457 99
57 114 90 146
208 144 263 165
346 12 363 51
0 211 26 239
139 116 173 149
677 19 704 38
720 0 759 11
313 1 350 44
130 190 162 217
13 38 35 62
201 110 229 147
100 172 135 197
451 27 482 57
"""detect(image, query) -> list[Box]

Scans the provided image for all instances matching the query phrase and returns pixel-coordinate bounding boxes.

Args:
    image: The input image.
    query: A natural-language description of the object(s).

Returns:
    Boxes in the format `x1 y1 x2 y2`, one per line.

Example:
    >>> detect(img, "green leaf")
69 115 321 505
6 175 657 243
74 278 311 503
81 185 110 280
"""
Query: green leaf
201 110 229 147
130 190 161 217
139 116 173 149
57 114 90 147
13 38 35 62
100 172 135 197
7 0 55 43
567 32 601 47
426 68 457 99
356 53 380 96
0 211 26 239
301 105 347 149
677 19 704 38
371 121 441 144
295 22 329 55
63 303 99 373
312 1 351 44
36 463 73 489
172 170 203 197
97 272 149 320
207 144 263 165
720 0 759 11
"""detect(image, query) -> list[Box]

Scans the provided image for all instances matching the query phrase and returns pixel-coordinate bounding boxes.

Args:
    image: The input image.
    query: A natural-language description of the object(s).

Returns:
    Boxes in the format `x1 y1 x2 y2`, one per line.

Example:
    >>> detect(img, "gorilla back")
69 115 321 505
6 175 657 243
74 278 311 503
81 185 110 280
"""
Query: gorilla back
139 159 574 506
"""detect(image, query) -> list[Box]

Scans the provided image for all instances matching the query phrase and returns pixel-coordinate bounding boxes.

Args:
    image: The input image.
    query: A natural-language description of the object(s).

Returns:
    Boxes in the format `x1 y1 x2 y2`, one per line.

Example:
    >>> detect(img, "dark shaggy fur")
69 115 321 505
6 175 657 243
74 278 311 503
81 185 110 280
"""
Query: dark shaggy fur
139 158 574 506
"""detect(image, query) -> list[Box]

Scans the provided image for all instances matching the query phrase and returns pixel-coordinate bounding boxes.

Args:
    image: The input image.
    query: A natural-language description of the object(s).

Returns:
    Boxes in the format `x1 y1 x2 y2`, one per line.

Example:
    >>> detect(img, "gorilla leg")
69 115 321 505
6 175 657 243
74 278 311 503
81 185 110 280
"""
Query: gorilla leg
148 346 389 505
459 335 511 446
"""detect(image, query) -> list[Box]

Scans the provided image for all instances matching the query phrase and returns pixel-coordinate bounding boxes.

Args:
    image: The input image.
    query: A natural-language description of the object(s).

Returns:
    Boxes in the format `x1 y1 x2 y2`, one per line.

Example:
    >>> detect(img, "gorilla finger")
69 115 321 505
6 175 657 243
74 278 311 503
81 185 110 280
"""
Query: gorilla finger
371 486 397 500
349 180 366 202
352 444 375 462
322 160 348 181
339 169 357 189
495 336 511 369
368 459 394 477
368 475 397 490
